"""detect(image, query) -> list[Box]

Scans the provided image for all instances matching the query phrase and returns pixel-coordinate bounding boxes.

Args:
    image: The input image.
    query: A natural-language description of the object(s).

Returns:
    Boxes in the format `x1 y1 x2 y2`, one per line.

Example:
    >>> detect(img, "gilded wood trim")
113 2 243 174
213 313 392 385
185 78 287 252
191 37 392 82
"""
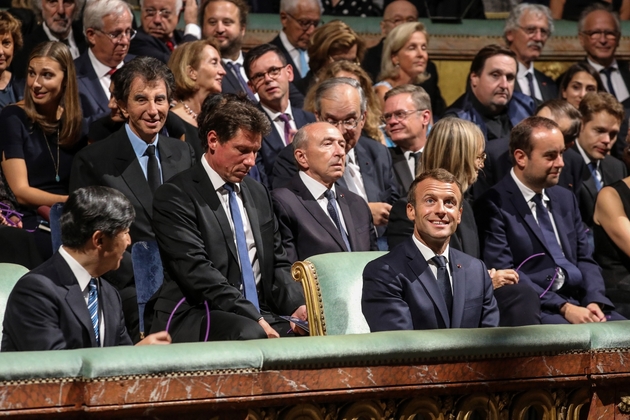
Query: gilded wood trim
291 260 327 336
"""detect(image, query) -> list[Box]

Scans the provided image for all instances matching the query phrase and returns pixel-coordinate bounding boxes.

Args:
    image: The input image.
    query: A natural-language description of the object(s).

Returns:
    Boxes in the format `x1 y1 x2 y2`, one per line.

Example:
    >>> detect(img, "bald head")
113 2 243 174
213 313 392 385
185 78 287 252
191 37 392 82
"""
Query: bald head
294 122 347 188
381 0 418 36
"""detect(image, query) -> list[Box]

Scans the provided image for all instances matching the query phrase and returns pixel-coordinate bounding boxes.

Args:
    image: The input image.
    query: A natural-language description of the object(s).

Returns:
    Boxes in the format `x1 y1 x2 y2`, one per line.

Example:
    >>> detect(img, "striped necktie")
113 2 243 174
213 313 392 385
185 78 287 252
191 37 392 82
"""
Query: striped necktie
87 278 100 346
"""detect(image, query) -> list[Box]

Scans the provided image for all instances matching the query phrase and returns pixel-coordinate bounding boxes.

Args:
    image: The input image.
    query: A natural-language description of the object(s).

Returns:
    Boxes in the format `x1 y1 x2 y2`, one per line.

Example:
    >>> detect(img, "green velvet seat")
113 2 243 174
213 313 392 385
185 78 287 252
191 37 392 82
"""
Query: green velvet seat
292 251 386 336
0 263 28 351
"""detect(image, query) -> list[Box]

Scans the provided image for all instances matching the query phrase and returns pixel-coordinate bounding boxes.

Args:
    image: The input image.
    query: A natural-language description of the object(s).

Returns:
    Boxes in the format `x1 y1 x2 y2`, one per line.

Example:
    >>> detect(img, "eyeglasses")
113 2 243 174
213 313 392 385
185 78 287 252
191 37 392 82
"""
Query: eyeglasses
324 116 361 130
285 12 321 30
144 8 173 19
581 29 619 40
380 109 422 124
95 28 137 43
382 16 417 25
249 65 287 86
517 25 550 39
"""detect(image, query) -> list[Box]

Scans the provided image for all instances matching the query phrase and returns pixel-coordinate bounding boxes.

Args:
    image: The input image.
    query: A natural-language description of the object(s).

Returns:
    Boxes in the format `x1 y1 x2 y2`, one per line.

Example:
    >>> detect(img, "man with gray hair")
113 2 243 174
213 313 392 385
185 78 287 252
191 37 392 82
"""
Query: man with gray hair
129 0 200 64
504 3 557 104
12 0 87 77
269 0 321 86
75 0 135 121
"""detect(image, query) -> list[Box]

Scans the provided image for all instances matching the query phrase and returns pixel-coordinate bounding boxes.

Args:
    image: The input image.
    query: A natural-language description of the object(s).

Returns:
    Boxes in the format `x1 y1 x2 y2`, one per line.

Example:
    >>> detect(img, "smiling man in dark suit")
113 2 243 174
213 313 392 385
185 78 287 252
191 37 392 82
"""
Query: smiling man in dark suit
150 93 306 342
362 168 499 331
1 186 171 351
243 43 315 187
272 122 377 262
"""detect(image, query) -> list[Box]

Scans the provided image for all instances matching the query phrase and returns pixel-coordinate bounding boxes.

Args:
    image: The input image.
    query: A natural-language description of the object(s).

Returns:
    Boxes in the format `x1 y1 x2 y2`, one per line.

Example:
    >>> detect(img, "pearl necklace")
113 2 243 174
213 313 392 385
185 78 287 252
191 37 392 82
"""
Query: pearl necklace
181 101 198 120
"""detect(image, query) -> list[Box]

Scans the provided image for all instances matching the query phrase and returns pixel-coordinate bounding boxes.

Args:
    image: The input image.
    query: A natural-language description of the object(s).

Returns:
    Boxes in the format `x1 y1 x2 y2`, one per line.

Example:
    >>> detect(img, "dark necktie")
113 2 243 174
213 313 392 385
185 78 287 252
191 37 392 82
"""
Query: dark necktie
431 255 452 315
225 61 257 102
411 151 422 176
87 278 100 346
600 67 618 98
277 113 293 145
144 144 162 193
223 183 260 309
588 161 602 191
525 72 537 100
531 194 582 282
323 189 352 251
59 38 70 47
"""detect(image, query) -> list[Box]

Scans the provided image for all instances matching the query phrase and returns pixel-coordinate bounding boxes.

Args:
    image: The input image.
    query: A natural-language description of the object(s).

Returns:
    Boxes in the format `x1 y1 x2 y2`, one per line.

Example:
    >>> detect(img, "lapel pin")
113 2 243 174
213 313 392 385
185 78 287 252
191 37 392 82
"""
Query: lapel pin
457 264 462 269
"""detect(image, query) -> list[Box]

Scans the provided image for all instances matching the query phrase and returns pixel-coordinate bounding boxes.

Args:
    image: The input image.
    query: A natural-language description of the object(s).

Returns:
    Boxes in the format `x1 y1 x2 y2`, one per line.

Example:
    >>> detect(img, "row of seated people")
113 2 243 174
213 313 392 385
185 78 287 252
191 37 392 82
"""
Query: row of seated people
1 0 630 350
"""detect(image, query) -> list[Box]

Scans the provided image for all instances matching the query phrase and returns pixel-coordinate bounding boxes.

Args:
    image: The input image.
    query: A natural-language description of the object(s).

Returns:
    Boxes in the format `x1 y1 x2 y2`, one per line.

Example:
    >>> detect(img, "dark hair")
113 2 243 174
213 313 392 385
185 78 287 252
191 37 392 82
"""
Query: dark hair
197 93 271 152
243 43 287 78
407 168 463 208
509 116 560 159
579 91 624 125
112 56 175 103
200 0 249 27
60 186 135 249
469 44 517 77
536 98 582 145
558 62 605 94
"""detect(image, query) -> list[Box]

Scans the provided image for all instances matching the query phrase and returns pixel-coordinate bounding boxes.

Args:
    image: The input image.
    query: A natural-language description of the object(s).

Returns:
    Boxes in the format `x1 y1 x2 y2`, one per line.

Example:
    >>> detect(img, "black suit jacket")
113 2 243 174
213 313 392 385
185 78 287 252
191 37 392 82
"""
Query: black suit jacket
256 105 315 187
69 126 196 243
389 145 415 196
129 27 196 64
514 68 558 105
150 163 305 342
1 253 132 351
271 173 377 262
269 34 303 85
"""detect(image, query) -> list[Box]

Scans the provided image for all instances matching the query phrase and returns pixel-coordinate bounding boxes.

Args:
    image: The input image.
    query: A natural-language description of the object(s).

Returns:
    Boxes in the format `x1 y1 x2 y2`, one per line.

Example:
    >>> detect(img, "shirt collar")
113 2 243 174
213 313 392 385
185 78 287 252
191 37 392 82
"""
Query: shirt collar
279 30 300 54
575 139 597 166
587 57 618 72
517 61 534 77
223 51 245 66
299 170 336 199
261 101 294 121
201 153 241 193
125 123 159 161
58 246 93 291
510 168 550 204
412 234 450 264
88 48 123 76
42 22 73 43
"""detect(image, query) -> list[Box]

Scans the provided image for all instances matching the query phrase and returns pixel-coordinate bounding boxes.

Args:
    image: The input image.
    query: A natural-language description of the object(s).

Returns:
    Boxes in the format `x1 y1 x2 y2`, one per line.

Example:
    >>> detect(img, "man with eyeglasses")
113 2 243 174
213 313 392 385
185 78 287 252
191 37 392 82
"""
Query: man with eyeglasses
504 4 557 105
129 0 200 64
269 0 321 87
75 0 135 122
244 44 316 187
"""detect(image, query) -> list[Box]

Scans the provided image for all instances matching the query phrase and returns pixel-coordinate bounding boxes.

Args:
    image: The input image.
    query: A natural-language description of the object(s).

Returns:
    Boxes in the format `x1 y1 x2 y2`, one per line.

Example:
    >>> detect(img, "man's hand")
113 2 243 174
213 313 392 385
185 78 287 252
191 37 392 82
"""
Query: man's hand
586 302 607 322
368 202 392 226
560 302 606 324
290 305 308 335
135 330 172 345
488 268 519 289
183 0 198 25
259 318 280 338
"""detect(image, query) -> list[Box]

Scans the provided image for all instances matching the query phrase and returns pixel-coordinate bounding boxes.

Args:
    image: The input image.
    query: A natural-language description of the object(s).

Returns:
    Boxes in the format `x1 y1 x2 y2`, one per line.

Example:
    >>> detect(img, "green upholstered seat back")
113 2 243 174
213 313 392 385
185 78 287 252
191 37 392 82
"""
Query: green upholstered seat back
0 263 29 350
305 252 386 335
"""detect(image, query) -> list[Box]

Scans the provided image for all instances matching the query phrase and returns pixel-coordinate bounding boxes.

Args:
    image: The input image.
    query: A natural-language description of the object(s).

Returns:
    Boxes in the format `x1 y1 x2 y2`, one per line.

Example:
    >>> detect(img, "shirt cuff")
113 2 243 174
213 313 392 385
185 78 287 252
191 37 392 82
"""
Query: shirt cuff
184 23 201 39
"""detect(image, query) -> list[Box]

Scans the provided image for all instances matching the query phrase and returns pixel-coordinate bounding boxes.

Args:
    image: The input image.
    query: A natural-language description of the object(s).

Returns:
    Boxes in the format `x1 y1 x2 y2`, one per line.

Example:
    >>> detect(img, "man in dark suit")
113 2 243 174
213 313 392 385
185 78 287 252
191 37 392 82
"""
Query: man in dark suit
362 168 499 331
383 84 431 195
129 0 200 64
272 122 377 262
76 0 135 122
504 4 557 105
269 0 321 86
11 0 87 78
1 186 171 351
150 94 306 342
475 116 625 324
243 44 315 187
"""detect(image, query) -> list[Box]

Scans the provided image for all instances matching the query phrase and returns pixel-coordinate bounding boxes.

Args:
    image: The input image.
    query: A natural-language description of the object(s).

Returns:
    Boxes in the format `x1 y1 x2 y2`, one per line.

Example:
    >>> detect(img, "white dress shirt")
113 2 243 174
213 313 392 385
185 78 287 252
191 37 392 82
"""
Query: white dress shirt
587 58 630 104
42 23 80 59
87 48 124 99
516 62 542 101
344 148 368 201
412 235 453 289
299 171 349 234
261 101 296 144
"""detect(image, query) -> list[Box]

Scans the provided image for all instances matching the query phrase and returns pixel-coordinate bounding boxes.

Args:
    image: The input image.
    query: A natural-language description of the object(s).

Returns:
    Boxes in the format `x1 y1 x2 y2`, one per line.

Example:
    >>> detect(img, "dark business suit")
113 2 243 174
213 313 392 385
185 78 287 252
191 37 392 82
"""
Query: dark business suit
150 163 305 342
389 145 415 195
256 105 316 187
271 173 377 262
474 173 621 323
269 34 303 85
75 52 134 122
129 27 196 64
514 68 558 105
362 236 499 331
1 253 132 351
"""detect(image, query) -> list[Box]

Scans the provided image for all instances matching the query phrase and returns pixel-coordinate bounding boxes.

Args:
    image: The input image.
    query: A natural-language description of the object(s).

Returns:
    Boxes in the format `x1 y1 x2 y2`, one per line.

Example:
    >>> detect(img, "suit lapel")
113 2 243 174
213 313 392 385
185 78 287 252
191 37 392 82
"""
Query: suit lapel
113 129 154 218
390 146 414 191
336 190 356 251
221 64 244 93
353 140 377 202
76 54 109 114
157 136 179 181
241 180 264 263
449 249 466 328
260 106 286 154
504 176 550 253
546 188 574 259
101 282 120 347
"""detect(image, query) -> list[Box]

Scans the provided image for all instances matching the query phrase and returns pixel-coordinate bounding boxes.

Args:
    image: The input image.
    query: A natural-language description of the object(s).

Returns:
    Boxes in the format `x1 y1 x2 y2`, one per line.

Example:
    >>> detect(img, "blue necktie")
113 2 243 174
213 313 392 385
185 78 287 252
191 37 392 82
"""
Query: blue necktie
225 61 257 102
87 278 100 346
531 194 583 283
431 255 452 315
299 49 309 78
600 67 618 98
223 183 260 310
525 72 537 100
323 189 351 251
588 162 602 191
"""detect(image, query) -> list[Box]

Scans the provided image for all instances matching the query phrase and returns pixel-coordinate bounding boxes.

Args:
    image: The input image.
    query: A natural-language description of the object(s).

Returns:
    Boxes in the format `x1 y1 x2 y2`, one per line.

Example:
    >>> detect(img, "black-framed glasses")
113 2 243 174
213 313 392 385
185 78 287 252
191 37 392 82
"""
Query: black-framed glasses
382 16 417 25
285 12 321 30
517 25 550 39
144 8 173 19
581 29 619 40
380 109 422 124
249 65 287 86
95 28 137 43
324 116 361 130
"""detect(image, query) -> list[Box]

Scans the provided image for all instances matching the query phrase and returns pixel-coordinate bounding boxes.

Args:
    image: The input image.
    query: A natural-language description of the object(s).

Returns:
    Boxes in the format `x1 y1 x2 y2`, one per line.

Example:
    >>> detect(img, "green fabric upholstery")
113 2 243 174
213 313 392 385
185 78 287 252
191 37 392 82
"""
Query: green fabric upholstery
0 263 28 351
304 251 386 335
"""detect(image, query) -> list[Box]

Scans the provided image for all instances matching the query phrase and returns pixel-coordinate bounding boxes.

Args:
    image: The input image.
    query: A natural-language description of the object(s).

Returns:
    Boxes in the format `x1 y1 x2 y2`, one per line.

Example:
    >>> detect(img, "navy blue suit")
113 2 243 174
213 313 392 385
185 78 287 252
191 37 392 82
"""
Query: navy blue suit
514 68 558 105
474 174 619 322
362 237 499 331
129 27 196 64
269 34 303 85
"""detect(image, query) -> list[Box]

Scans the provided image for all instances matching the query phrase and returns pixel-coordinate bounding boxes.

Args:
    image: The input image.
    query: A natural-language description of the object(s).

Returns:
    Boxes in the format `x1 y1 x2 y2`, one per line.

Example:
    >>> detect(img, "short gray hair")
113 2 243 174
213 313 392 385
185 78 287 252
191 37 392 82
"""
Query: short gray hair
139 0 183 15
504 3 554 44
314 77 367 115
83 0 133 35
32 0 85 21
280 0 321 14
385 84 432 113
578 3 620 34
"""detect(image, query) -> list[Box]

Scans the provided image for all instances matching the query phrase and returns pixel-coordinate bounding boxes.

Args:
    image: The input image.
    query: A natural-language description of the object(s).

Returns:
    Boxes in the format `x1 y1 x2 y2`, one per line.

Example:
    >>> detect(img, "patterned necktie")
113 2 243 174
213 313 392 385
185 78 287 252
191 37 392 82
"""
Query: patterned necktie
223 183 260 310
299 49 309 78
225 61 258 102
323 189 352 251
525 72 537 100
144 144 162 193
410 151 422 176
588 161 602 191
87 278 100 346
277 113 293 145
600 67 618 98
431 255 452 315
